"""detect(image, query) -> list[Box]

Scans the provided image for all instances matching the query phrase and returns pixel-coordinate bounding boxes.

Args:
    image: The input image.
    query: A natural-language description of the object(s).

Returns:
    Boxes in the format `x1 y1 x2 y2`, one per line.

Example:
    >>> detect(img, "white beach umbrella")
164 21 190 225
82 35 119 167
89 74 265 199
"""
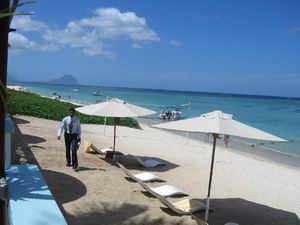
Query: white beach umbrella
76 98 156 153
152 110 285 221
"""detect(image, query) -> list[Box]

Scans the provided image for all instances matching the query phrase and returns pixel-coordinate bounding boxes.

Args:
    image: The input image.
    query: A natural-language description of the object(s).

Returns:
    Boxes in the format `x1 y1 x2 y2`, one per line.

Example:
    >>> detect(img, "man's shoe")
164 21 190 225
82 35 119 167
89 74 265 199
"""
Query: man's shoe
66 163 71 167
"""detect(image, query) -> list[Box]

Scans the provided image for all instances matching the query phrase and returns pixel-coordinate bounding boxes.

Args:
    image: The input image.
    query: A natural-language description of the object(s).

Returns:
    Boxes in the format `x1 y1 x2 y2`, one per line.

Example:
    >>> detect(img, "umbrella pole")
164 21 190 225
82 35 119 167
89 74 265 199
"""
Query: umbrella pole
186 132 189 145
205 133 218 222
113 118 117 153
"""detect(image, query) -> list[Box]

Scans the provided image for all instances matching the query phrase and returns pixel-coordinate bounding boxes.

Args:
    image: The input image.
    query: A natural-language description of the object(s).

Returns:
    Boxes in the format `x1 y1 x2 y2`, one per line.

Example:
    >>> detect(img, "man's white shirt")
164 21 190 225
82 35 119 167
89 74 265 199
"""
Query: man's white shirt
57 116 81 137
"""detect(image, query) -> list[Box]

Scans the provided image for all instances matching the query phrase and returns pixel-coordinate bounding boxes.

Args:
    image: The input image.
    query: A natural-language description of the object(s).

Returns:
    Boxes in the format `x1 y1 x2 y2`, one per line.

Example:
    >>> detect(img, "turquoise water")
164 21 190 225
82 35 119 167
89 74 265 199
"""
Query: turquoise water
15 82 300 158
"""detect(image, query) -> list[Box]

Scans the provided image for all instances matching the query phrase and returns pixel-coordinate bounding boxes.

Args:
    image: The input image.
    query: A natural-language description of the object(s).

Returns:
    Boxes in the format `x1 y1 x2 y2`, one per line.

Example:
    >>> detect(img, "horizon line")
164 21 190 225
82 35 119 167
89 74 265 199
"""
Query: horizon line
9 80 300 101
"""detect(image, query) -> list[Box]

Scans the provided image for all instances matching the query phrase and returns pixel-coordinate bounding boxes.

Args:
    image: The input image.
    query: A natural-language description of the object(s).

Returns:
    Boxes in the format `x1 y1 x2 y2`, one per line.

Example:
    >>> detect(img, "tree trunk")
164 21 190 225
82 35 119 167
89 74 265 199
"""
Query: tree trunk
0 0 10 224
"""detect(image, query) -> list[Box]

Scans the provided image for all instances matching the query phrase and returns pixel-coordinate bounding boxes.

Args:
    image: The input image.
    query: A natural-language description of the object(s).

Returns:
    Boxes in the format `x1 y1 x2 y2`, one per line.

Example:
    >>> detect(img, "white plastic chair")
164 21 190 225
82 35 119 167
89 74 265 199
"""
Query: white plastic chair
117 162 164 182
118 162 186 197
149 185 188 197
154 195 206 215
84 141 122 155
135 173 188 197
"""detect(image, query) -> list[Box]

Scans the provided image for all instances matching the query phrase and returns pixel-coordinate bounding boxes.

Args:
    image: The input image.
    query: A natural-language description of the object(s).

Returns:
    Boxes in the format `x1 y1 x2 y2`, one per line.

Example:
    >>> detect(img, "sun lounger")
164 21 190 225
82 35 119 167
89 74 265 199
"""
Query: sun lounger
84 141 122 155
134 172 188 197
117 162 164 182
148 185 188 197
155 194 206 215
130 155 166 168
117 162 186 197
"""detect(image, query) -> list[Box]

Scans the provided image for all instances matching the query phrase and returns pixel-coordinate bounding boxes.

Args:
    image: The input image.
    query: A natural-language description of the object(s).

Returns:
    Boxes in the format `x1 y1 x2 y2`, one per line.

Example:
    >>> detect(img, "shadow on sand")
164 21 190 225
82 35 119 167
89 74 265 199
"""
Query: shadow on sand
116 154 179 172
41 169 87 205
13 117 30 124
11 119 89 221
65 201 188 225
21 133 46 144
11 121 40 164
186 198 300 225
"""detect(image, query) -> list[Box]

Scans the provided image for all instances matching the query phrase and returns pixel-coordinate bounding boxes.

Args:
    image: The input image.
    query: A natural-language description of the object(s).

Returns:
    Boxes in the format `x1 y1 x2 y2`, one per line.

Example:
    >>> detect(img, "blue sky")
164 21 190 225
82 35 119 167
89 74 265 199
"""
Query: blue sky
8 0 300 97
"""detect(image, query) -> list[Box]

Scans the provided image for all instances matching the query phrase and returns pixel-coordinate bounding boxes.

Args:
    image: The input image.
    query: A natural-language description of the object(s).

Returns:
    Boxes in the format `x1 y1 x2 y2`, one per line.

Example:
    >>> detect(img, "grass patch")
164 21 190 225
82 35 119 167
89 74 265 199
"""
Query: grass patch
6 89 140 129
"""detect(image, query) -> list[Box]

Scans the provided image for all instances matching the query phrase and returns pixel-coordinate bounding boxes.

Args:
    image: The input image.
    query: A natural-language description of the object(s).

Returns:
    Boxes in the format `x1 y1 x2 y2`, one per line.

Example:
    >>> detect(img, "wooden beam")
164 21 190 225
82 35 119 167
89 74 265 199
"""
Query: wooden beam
0 1 10 224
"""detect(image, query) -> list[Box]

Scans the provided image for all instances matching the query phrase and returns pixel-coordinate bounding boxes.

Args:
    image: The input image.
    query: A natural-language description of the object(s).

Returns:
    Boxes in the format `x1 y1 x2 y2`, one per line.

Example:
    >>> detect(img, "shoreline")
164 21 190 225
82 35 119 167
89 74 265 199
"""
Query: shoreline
159 127 300 171
137 117 300 170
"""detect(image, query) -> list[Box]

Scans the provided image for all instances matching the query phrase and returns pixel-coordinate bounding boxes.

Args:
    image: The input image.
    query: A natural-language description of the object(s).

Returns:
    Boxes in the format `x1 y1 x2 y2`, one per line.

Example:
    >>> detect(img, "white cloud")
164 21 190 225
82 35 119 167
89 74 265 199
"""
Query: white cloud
131 43 143 49
82 47 115 58
9 32 57 54
10 8 160 57
43 22 113 57
170 39 181 47
11 15 48 32
78 8 160 41
291 26 300 32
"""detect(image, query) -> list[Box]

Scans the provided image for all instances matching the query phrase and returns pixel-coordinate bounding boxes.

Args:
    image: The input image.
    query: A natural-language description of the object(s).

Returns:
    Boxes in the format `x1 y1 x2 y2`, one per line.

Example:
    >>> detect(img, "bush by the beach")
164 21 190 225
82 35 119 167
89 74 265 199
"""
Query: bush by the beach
6 89 140 129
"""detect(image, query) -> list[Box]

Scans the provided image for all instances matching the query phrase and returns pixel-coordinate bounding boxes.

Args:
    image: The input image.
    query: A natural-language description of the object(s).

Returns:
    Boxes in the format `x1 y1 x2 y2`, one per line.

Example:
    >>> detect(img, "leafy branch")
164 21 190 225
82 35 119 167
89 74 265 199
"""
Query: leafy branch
0 1 35 109
0 1 34 20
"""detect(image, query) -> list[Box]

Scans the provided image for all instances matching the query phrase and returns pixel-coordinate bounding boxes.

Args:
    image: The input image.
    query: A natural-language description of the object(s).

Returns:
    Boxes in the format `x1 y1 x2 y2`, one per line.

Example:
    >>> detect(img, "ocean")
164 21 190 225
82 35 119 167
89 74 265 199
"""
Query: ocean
14 82 300 159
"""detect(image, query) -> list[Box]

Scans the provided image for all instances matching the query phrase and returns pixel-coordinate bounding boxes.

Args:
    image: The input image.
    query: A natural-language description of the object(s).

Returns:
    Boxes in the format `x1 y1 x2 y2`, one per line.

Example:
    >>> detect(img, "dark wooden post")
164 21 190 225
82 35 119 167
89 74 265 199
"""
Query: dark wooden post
205 133 219 221
0 0 10 224
113 118 117 152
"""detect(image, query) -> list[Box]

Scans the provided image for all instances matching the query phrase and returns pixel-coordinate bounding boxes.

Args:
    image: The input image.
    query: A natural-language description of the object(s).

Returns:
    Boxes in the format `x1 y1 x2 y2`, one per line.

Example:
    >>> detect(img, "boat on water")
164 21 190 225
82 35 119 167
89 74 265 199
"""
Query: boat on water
159 106 182 120
71 88 79 92
159 103 190 120
92 87 102 96
92 90 102 96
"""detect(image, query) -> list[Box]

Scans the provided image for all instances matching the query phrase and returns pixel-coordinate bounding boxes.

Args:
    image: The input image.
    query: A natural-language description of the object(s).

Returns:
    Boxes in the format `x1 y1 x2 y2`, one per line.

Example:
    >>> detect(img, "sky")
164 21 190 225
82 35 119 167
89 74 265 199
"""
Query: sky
7 0 300 97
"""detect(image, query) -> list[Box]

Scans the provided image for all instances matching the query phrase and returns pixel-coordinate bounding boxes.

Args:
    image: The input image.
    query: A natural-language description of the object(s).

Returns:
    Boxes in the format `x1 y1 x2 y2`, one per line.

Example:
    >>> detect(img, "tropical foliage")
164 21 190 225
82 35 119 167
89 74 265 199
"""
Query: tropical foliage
0 1 35 109
0 1 34 19
6 89 140 128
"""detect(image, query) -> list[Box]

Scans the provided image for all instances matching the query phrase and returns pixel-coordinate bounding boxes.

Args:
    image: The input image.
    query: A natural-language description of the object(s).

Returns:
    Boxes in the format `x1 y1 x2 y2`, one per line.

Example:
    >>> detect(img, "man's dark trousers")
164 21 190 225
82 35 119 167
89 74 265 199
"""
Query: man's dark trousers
64 133 78 166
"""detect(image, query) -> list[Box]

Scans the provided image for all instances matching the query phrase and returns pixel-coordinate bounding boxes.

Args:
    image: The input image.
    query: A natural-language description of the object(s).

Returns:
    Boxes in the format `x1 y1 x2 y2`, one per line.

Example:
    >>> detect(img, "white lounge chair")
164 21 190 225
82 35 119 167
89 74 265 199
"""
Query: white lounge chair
117 162 164 182
84 141 122 155
149 185 188 197
130 155 166 168
118 162 186 197
155 194 206 215
134 172 188 197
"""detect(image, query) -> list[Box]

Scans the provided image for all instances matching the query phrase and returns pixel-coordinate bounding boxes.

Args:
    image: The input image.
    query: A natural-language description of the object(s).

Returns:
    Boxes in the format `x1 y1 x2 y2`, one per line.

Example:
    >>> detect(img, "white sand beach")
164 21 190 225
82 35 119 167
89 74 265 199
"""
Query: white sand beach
7 85 30 92
12 115 300 225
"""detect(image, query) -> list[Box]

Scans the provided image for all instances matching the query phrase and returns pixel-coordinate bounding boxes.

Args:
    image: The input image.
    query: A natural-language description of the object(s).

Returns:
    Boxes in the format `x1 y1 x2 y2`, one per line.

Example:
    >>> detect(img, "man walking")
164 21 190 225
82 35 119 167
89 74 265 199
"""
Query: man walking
57 108 81 170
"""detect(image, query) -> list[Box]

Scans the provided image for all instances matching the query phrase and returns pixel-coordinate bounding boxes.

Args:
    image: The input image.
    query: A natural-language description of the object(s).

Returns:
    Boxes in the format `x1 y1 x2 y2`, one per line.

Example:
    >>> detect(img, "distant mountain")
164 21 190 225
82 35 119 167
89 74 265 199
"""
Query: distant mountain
7 75 20 83
48 74 78 85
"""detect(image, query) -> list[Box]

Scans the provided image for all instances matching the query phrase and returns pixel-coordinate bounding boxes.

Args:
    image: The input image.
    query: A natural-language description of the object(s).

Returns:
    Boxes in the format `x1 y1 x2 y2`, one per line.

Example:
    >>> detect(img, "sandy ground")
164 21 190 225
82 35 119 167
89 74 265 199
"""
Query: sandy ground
11 115 300 225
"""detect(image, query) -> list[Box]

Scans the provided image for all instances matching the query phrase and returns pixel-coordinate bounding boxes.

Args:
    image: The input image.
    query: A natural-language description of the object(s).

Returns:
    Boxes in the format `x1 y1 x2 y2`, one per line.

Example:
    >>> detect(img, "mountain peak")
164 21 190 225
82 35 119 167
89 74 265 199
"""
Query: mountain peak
48 74 78 85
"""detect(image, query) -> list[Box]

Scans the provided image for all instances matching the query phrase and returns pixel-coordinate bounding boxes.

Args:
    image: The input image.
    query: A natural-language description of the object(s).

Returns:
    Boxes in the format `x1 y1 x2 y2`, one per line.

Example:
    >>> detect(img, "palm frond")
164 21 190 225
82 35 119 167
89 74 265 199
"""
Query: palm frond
0 1 35 19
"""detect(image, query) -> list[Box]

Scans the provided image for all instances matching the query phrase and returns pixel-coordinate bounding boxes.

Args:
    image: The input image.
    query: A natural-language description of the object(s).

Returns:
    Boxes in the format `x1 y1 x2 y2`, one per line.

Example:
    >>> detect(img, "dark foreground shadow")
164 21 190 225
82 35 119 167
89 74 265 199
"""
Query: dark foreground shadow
11 122 40 164
13 117 30 124
41 169 87 205
190 198 300 225
21 133 46 144
116 154 179 172
77 166 106 172
66 201 188 225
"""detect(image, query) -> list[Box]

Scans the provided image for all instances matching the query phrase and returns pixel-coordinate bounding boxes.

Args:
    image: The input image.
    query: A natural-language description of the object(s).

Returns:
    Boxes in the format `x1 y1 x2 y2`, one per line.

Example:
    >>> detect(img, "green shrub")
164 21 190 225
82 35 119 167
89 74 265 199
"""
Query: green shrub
6 89 140 129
